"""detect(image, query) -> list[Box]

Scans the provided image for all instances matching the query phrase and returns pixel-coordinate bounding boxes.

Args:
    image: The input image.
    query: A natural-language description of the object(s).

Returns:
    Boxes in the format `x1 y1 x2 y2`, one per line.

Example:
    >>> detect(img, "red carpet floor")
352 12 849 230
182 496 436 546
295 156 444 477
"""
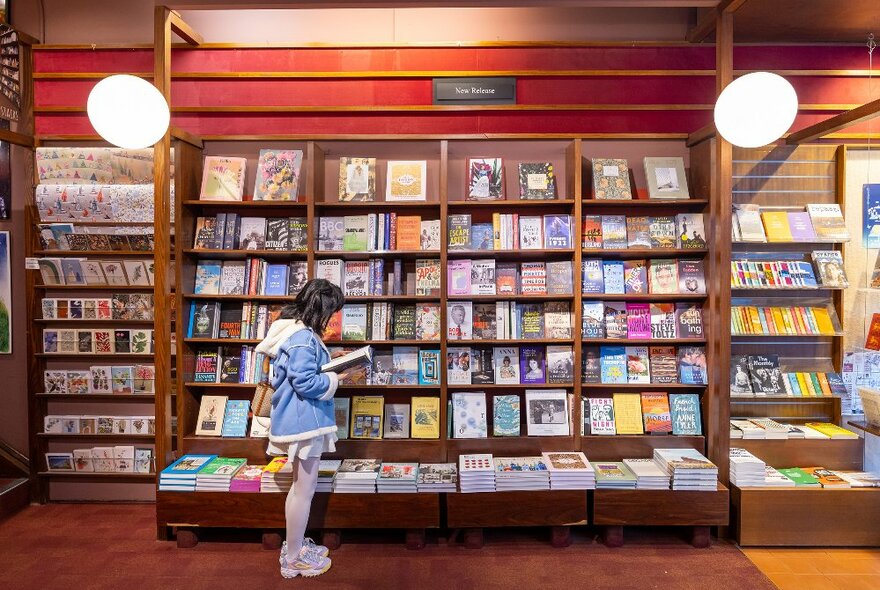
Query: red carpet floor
0 504 775 590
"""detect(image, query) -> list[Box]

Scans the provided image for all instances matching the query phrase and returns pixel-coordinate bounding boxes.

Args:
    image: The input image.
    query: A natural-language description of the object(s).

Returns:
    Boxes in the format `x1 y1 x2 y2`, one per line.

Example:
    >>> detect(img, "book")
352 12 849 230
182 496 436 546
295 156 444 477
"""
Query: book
625 346 650 384
472 303 497 340
493 347 521 384
520 346 546 384
581 259 604 294
447 347 472 385
470 223 494 250
200 156 246 200
806 204 849 241
612 393 644 435
589 398 616 435
220 399 249 438
543 214 572 249
447 214 471 250
519 216 543 250
600 215 627 248
761 211 794 242
647 216 677 248
420 220 441 250
525 389 569 436
603 302 627 339
675 303 704 339
321 345 373 374
195 395 227 436
591 158 632 200
350 396 384 439
747 355 784 395
519 303 544 339
253 149 303 201
676 213 707 249
386 160 427 201
599 345 627 384
343 215 370 251
644 157 689 200
392 304 416 340
391 346 419 385
418 350 440 385
496 263 518 295
188 302 221 339
318 216 345 251
649 346 678 384
602 260 625 294
339 157 376 201
626 303 651 339
471 259 496 295
467 158 504 201
582 215 603 249
493 395 521 436
447 259 472 295
518 162 557 199
470 348 494 384
416 305 441 341
678 346 708 385
626 216 652 248
396 215 422 250
383 403 411 439
582 302 605 339
265 218 290 250
640 392 672 433
677 259 706 294
648 259 678 295
734 204 767 242
520 262 547 294
194 350 219 383
546 345 574 384
446 301 473 340
411 397 440 439
812 250 848 287
451 391 488 438
624 260 648 294
582 346 601 383
334 398 350 439
650 303 676 339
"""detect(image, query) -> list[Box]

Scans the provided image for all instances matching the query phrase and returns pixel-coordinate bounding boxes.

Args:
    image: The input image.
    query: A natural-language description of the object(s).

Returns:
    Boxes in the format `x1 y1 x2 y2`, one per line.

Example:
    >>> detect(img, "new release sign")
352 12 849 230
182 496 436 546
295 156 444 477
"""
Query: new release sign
433 77 516 105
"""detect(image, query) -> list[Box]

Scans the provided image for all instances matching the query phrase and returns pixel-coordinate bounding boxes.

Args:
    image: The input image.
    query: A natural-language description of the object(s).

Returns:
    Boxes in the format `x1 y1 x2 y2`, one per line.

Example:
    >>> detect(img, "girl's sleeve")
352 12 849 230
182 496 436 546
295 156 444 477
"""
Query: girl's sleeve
285 342 338 401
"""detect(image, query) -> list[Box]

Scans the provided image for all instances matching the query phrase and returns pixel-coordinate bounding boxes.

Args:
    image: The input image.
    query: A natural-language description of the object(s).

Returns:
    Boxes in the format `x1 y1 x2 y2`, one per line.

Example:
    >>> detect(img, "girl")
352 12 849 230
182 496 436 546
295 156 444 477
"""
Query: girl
255 279 347 578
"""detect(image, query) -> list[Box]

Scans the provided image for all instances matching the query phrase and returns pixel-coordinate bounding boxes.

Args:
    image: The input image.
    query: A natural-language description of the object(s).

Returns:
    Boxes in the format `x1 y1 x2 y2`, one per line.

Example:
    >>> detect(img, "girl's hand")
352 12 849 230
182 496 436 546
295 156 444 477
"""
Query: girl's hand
331 350 347 359
335 369 352 382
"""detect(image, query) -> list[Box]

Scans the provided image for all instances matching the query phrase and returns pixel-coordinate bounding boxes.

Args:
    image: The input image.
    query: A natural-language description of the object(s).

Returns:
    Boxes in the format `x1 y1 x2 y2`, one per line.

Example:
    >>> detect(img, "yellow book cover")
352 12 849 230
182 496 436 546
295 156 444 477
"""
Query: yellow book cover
410 396 440 439
761 211 794 242
794 373 813 397
803 372 818 396
779 308 795 335
612 393 644 435
263 457 289 473
811 307 835 335
748 307 763 334
395 216 423 250
350 395 385 439
793 307 810 334
771 308 787 333
804 423 859 439
386 160 427 201
734 308 746 334
492 212 502 250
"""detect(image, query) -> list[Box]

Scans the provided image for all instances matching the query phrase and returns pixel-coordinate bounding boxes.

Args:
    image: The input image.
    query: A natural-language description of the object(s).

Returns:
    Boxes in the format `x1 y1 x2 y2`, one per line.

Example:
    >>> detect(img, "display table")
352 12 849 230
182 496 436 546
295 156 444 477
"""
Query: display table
848 421 880 473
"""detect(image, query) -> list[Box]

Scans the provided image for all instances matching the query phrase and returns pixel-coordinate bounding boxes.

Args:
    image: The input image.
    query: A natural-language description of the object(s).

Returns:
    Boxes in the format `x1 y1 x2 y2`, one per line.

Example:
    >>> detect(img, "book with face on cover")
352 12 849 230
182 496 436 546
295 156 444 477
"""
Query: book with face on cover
200 156 246 201
525 389 569 436
812 250 848 288
675 213 707 249
591 158 632 200
467 158 504 201
386 160 427 201
253 149 303 201
339 157 376 201
588 398 616 435
625 346 650 384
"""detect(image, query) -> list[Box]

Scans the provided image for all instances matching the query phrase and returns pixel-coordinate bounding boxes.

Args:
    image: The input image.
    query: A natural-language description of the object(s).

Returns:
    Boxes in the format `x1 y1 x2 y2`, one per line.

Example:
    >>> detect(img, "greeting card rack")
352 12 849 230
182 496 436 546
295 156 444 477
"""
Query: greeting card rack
155 135 728 548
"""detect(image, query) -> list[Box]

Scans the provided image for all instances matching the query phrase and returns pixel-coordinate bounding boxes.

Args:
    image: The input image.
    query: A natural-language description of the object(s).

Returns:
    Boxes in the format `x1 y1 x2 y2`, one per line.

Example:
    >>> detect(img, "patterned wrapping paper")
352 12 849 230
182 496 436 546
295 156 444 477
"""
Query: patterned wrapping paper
36 147 175 185
36 183 175 223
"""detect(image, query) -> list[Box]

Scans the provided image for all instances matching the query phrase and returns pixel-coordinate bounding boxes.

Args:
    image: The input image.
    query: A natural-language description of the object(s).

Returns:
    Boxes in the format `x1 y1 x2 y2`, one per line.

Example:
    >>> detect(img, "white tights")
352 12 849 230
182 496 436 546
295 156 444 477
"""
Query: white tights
285 456 320 559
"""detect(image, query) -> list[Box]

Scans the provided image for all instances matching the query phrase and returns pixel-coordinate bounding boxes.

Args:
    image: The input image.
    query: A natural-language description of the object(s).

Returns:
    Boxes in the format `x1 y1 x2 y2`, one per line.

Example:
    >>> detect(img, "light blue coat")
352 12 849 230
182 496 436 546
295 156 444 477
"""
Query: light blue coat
257 320 339 443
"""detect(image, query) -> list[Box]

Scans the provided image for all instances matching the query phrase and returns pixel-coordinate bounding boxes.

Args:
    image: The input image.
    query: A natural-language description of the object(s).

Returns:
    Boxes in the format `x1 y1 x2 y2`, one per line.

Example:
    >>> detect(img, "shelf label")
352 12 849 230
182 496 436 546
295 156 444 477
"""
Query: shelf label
25 257 39 270
433 77 516 105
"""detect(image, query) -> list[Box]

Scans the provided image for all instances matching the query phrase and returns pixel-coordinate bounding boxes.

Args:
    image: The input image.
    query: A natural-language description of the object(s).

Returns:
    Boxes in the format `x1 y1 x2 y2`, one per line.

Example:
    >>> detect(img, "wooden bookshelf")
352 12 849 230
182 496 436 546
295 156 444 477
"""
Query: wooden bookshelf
158 136 727 545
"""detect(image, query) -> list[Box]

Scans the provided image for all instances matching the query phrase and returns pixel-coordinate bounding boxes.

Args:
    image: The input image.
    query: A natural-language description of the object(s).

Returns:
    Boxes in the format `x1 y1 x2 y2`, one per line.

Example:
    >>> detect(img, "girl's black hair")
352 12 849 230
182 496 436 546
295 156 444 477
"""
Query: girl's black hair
280 278 345 336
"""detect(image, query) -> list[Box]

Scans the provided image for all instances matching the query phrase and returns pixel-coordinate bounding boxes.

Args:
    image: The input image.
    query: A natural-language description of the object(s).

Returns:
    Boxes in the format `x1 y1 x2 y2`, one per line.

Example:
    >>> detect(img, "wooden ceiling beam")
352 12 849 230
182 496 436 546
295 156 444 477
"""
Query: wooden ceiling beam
687 0 749 43
169 10 203 46
787 97 880 144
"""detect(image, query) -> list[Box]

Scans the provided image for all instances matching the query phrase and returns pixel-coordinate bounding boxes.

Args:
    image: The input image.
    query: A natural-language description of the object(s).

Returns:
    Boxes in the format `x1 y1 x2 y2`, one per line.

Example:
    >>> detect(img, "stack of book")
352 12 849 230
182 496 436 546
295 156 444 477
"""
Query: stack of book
416 463 458 493
763 466 799 487
542 452 596 490
333 459 381 493
592 462 637 489
376 462 419 493
653 448 718 491
229 464 264 493
194 457 246 492
158 454 217 492
729 448 766 487
458 453 496 493
623 458 671 490
261 457 294 493
493 457 551 491
748 418 789 440
729 419 769 439
317 459 341 492
729 419 858 440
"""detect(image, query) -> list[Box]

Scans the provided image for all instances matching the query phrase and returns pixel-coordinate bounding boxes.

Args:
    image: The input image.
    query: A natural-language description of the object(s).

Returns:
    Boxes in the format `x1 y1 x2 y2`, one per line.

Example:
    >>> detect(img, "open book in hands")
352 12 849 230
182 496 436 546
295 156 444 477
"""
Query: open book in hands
321 345 373 374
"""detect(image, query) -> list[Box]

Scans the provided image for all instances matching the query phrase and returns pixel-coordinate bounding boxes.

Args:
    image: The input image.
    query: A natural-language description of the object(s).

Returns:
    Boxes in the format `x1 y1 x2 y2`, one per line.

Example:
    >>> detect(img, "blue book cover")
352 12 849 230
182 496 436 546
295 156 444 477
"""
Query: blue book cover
601 215 628 249
418 349 440 385
493 394 521 436
263 264 288 295
826 372 848 395
863 184 880 248
223 213 239 250
160 454 218 477
602 260 625 294
392 346 419 385
581 258 604 294
792 261 818 288
787 373 801 395
582 301 605 338
186 302 196 338
213 213 227 249
668 393 702 435
542 214 573 249
678 346 707 385
193 260 222 294
470 223 494 250
221 400 250 438
519 345 546 384
599 345 628 384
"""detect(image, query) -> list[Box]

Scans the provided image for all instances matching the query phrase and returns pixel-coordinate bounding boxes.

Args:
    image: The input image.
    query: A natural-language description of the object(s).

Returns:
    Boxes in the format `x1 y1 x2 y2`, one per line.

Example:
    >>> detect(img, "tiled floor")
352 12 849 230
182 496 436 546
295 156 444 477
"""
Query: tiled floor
743 548 880 590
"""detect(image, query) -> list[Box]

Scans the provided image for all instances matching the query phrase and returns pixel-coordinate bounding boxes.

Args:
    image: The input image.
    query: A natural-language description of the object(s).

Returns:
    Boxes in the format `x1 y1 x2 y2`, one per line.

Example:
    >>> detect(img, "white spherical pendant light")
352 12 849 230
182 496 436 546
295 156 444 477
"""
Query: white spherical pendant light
87 74 170 149
713 72 799 148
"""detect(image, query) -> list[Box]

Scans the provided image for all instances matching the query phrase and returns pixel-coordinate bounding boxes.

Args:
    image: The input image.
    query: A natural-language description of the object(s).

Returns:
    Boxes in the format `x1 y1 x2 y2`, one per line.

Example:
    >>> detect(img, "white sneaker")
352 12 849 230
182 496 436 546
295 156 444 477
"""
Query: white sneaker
279 537 329 565
280 546 332 579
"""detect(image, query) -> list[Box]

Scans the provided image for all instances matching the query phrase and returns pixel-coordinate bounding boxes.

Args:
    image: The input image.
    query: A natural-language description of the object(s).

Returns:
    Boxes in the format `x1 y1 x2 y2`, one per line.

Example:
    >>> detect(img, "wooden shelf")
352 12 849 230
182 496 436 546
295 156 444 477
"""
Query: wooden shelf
582 199 708 208
53 221 156 227
38 471 155 480
36 393 155 402
447 248 575 260
183 199 308 208
34 319 156 325
323 339 437 346
583 338 706 345
183 382 256 388
183 248 307 260
581 434 705 461
732 333 843 338
34 250 151 257
447 436 577 457
37 433 155 441
848 420 880 437
315 250 439 260
583 248 708 257
580 293 707 301
316 201 441 209
337 384 441 390
36 284 153 291
447 490 587 528
582 383 706 390
449 339 574 345
447 199 576 208
731 438 863 471
593 484 728 526
447 294 574 301
185 338 261 345
185 293 289 301
732 287 845 293
344 295 441 302
36 353 154 359
448 383 574 390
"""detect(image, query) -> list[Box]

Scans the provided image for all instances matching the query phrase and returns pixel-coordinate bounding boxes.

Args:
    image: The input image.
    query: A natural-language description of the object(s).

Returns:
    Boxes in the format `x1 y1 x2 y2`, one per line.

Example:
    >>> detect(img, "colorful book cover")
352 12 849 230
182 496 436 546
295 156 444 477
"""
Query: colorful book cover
467 158 504 201
640 392 672 434
676 213 707 249
493 394 521 436
518 162 557 199
626 216 652 248
675 303 704 339
470 223 494 250
581 259 604 294
451 391 488 438
416 305 441 341
761 211 794 242
648 259 679 294
678 346 708 385
200 156 246 201
649 346 678 384
392 346 419 385
623 259 648 294
625 346 650 384
220 399 250 438
338 157 376 201
520 346 546 384
648 216 677 248
599 345 627 384
600 215 627 248
447 214 471 250
418 350 441 385
591 158 632 200
411 397 440 439
788 211 818 242
588 398 616 435
253 149 303 201
582 302 605 339
447 259 472 295
602 260 625 294
678 259 706 294
493 347 520 384
669 393 702 435
386 160 428 201
604 302 628 339
542 214 572 249
472 303 497 339
806 204 849 241
626 303 651 338
582 215 603 249
650 303 676 339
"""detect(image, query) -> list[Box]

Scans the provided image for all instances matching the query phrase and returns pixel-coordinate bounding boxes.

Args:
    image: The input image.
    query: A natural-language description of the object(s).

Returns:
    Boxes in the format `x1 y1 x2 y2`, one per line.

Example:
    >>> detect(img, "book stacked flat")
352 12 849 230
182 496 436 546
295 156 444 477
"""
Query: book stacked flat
229 464 264 492
261 457 294 493
377 462 419 493
749 418 789 440
493 457 551 491
416 463 458 493
317 459 341 492
195 457 246 492
763 466 797 487
159 454 217 492
459 453 496 493
591 462 637 489
730 419 767 439
729 448 766 487
653 448 718 491
333 459 381 493
542 452 596 490
623 458 671 490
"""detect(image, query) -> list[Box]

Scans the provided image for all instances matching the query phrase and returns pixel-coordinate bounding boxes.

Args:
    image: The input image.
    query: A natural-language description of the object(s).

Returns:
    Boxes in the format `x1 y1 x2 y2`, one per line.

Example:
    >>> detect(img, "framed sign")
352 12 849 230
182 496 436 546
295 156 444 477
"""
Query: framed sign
433 77 516 106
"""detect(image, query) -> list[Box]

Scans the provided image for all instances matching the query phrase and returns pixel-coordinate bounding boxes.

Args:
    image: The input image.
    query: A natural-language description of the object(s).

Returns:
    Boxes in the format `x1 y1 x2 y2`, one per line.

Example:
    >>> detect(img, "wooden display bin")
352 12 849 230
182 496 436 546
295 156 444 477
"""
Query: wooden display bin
445 490 588 548
592 484 729 548
730 485 880 546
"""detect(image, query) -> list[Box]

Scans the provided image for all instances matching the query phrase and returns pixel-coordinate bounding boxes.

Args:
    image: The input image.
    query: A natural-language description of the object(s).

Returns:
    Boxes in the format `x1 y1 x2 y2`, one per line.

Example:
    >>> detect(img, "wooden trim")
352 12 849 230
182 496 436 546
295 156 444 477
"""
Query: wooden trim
169 10 203 46
36 133 692 142
786 97 880 144
33 73 155 80
687 0 750 44
170 125 203 149
33 41 707 51
833 144 846 375
16 30 41 46
0 128 35 147
686 123 716 147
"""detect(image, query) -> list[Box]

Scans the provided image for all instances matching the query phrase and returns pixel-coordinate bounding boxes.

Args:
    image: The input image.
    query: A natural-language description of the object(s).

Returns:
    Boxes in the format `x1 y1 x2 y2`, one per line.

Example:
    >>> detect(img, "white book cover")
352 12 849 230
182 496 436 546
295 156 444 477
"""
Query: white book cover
623 458 668 479
343 261 370 296
519 216 543 250
459 453 494 473
493 347 520 384
734 204 767 243
525 389 569 436
249 416 271 438
446 301 473 340
589 397 616 435
806 203 849 241
314 259 343 288
471 259 496 295
451 391 488 439
420 220 441 251
447 347 472 384
219 261 246 295
195 395 228 436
